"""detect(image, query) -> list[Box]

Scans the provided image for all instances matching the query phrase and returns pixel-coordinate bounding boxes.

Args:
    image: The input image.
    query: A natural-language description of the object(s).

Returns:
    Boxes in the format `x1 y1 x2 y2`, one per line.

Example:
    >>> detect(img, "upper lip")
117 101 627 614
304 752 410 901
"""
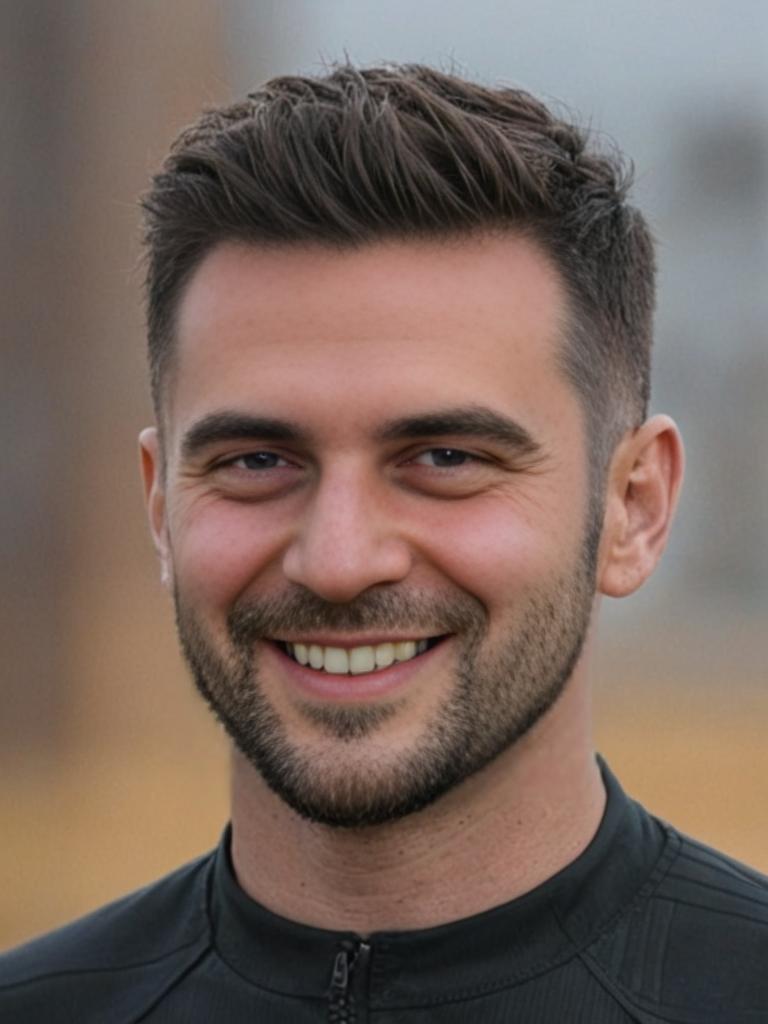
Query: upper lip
271 633 443 647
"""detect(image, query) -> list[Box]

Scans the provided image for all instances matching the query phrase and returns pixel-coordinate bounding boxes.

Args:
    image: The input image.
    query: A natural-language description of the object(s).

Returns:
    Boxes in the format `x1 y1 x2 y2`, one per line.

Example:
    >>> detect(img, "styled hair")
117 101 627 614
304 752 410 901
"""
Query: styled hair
142 63 655 466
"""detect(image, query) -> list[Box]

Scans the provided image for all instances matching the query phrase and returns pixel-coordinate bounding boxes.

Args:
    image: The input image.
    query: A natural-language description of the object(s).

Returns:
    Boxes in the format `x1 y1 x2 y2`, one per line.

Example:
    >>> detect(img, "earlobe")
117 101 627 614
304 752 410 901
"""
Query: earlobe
597 415 685 598
138 427 173 588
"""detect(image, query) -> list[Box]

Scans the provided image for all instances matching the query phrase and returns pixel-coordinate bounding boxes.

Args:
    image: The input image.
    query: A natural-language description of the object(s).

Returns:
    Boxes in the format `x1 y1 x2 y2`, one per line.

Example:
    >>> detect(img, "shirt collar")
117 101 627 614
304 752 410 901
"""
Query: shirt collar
209 758 671 1007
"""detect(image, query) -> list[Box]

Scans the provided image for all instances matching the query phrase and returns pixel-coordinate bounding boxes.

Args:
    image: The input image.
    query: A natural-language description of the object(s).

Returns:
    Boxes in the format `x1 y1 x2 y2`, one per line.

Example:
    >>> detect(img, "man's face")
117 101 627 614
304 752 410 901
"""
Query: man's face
144 235 599 828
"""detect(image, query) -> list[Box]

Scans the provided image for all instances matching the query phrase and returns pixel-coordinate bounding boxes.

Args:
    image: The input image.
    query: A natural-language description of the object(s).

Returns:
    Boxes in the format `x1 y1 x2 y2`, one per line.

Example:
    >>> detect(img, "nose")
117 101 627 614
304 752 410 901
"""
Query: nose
281 467 413 603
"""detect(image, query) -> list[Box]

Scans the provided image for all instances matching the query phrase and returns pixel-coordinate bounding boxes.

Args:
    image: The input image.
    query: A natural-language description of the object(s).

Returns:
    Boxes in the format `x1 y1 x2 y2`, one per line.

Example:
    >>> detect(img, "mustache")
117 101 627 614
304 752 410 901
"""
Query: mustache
226 586 487 648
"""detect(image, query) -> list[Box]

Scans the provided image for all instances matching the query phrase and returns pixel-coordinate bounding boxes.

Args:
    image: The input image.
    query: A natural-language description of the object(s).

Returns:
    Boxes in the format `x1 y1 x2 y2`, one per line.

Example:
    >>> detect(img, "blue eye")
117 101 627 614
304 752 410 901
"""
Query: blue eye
233 452 286 470
415 448 473 468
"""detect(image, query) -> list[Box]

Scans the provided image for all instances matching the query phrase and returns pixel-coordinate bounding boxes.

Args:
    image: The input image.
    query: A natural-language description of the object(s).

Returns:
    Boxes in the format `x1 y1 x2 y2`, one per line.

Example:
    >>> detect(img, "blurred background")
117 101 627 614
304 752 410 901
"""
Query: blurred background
2 0 766 950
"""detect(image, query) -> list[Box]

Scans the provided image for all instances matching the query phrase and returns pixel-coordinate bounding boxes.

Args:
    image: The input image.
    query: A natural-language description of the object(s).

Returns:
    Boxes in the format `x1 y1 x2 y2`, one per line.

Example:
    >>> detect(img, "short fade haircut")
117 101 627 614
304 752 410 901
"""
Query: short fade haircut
142 63 655 469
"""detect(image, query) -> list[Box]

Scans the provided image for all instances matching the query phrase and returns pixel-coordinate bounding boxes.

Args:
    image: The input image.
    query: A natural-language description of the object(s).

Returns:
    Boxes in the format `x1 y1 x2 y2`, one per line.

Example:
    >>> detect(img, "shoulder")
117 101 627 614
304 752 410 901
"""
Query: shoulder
585 820 768 1023
0 850 214 1023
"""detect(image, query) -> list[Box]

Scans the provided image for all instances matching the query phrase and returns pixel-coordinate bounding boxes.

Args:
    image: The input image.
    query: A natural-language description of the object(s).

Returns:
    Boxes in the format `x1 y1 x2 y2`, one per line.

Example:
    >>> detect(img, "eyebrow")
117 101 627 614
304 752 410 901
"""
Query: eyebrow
180 405 542 460
375 406 542 456
181 412 308 460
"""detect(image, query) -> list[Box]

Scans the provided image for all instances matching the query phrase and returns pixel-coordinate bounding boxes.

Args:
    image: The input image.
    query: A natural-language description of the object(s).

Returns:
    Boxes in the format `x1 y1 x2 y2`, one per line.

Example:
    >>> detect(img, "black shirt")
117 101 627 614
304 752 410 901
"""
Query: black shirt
2 762 767 1022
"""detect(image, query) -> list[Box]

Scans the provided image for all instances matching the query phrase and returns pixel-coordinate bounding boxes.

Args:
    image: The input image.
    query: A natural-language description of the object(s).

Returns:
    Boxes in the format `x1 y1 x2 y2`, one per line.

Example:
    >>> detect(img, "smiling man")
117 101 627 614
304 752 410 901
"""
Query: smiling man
2 63 767 1023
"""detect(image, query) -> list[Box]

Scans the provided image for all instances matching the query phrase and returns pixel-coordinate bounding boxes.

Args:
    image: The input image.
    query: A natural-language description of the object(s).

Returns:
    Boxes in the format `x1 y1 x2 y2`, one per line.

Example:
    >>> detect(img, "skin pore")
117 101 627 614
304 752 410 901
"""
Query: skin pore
140 234 683 933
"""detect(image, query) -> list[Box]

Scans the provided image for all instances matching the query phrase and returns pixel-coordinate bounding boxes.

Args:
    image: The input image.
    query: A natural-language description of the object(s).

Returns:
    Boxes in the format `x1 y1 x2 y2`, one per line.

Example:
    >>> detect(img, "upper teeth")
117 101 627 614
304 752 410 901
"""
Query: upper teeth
285 639 429 675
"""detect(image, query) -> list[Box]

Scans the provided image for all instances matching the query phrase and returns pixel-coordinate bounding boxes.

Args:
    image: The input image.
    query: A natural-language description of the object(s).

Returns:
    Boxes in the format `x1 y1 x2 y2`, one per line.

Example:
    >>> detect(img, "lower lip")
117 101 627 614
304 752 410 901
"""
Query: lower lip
265 640 447 702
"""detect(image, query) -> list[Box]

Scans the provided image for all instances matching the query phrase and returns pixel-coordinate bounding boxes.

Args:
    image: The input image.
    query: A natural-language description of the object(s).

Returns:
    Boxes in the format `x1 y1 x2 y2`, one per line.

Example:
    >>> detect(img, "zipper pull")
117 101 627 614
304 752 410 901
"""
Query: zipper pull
328 945 357 1023
331 949 350 992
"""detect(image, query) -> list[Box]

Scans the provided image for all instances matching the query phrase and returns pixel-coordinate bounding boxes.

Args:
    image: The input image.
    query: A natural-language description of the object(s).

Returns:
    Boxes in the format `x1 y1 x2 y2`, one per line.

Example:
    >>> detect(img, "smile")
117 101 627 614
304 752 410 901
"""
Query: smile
275 638 442 676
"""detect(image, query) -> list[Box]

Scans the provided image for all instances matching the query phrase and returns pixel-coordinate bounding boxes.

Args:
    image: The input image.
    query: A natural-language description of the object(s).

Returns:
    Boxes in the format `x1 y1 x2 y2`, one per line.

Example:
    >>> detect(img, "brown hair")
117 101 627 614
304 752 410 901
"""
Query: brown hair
142 63 655 467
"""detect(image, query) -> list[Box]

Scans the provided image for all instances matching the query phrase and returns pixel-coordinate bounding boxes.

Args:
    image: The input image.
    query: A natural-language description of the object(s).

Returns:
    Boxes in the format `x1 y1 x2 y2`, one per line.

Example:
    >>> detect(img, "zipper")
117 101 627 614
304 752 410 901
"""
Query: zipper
327 939 371 1023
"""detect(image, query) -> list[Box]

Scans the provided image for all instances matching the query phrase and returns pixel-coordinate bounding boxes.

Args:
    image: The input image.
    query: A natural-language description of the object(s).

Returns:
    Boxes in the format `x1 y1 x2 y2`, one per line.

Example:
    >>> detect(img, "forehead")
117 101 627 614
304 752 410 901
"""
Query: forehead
168 234 574 444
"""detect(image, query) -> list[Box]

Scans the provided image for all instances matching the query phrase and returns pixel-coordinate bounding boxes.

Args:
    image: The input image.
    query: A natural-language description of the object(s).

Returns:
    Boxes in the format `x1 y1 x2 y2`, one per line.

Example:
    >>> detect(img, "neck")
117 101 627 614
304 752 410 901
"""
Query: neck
230 676 604 934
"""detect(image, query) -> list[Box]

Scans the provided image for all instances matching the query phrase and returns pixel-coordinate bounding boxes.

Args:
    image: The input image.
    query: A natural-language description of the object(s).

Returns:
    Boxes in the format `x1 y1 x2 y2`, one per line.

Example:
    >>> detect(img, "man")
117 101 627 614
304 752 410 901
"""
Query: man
1 63 766 1023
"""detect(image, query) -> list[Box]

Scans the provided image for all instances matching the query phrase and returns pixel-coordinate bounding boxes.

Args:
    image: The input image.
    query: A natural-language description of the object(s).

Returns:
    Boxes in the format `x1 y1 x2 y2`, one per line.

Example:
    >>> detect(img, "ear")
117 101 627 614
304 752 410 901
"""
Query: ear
139 427 173 588
597 415 685 598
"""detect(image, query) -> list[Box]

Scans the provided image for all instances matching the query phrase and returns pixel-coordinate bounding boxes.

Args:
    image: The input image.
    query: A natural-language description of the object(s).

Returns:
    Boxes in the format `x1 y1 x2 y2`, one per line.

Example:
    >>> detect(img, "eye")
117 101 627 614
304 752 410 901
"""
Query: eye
399 446 501 498
411 448 477 468
227 451 290 471
209 449 302 501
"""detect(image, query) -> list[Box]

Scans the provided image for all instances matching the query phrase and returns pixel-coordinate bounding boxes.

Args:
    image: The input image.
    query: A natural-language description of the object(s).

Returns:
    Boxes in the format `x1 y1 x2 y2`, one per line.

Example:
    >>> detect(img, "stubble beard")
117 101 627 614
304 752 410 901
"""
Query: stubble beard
174 529 598 830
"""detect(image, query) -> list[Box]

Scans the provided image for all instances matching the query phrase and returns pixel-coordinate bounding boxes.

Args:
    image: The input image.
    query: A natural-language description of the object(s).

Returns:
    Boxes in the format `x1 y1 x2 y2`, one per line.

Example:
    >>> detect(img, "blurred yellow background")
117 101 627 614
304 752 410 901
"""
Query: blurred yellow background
2 2 766 951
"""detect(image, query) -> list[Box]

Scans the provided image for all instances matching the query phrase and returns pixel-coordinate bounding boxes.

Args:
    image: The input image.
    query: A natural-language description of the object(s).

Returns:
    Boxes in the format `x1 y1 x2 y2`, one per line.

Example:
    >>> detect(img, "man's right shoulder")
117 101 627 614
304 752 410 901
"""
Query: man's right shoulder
0 849 214 1023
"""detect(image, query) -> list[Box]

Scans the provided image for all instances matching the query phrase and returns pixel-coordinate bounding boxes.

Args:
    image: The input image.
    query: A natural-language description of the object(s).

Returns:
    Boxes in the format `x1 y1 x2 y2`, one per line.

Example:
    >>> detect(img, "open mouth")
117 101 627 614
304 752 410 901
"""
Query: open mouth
275 636 445 676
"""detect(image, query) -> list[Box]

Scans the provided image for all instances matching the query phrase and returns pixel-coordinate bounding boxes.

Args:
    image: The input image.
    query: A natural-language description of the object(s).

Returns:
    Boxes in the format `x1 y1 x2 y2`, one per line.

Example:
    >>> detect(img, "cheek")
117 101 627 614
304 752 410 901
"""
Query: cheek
415 495 565 608
168 499 288 609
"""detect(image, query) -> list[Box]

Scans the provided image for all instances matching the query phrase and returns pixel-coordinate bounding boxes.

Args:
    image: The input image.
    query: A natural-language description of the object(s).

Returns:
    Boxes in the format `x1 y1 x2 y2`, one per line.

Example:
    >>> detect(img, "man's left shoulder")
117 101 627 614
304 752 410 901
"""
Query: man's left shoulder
655 828 768 961
585 824 768 1023
657 827 768 922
